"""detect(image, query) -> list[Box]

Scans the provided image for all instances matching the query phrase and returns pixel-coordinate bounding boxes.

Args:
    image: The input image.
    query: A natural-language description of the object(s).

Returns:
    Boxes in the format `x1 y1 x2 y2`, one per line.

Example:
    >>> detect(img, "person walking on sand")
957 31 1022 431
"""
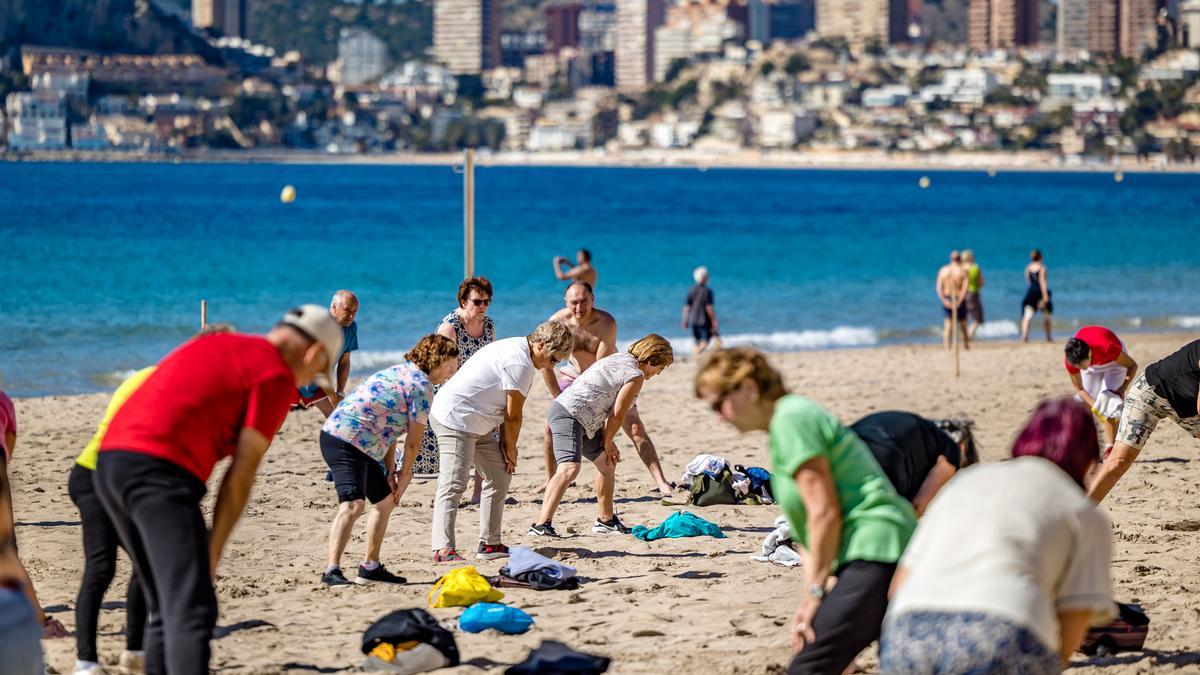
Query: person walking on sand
1064 326 1138 455
430 321 574 563
683 266 719 357
552 249 597 289
1020 250 1053 343
936 251 970 350
530 335 674 539
962 250 985 340
95 305 343 675
540 282 677 496
297 290 360 417
320 335 459 587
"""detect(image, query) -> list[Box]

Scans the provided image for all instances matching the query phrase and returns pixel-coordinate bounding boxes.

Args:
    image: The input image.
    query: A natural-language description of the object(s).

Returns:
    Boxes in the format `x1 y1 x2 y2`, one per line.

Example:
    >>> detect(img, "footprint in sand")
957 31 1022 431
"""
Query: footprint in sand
1163 519 1200 531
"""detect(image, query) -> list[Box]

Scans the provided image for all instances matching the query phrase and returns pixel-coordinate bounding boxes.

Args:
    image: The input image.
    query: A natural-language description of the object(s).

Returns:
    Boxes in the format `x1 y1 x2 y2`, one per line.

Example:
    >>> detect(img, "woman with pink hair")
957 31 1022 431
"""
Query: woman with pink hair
881 398 1115 674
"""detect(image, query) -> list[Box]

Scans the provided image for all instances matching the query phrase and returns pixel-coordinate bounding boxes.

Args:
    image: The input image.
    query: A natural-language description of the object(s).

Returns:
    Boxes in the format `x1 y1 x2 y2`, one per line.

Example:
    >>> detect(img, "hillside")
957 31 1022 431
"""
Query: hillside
0 0 219 60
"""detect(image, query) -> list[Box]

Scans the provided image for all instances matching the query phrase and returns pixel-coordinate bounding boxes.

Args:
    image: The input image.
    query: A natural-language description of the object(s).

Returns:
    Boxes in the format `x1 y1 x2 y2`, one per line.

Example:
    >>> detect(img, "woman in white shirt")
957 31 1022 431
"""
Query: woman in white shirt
881 398 1115 674
529 334 674 538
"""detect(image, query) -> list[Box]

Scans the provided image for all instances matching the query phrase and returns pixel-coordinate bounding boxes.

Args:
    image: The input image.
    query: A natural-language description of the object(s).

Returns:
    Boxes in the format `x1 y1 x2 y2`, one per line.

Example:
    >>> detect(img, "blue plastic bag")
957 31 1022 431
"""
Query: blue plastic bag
458 602 533 635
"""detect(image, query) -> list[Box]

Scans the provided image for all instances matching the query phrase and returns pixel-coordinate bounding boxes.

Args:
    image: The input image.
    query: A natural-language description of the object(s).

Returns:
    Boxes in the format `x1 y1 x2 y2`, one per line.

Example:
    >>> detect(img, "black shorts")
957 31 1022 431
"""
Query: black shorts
964 291 984 323
691 324 714 342
319 431 390 504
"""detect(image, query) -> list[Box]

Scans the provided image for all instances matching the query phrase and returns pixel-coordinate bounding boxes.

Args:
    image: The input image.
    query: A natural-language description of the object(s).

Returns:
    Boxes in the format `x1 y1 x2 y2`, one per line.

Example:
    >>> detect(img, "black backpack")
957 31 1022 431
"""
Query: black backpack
361 608 460 667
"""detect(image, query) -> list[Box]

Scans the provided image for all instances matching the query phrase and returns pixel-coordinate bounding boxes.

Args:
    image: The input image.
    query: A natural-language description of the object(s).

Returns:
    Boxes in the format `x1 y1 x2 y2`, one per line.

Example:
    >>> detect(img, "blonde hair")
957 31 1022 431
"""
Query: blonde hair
628 334 674 368
961 249 975 263
529 321 574 360
694 347 787 402
405 334 458 374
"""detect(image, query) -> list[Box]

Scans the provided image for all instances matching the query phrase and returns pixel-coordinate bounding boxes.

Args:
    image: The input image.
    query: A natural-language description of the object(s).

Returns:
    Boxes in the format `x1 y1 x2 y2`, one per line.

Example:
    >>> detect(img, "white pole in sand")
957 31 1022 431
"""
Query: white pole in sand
951 292 960 378
463 148 475 278
201 299 207 331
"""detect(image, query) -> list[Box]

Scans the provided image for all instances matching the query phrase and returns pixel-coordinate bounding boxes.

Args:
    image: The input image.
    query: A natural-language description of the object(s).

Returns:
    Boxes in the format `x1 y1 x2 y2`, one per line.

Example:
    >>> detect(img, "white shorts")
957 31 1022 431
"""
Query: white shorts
1079 361 1129 400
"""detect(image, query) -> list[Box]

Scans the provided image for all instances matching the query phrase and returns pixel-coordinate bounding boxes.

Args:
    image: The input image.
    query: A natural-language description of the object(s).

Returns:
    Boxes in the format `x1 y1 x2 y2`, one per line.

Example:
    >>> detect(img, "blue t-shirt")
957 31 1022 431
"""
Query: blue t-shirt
298 321 358 397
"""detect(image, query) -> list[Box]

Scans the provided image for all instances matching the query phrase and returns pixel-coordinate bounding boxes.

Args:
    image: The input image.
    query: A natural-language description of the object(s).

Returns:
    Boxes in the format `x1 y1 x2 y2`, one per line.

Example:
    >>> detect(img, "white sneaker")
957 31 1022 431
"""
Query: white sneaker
118 650 145 674
74 661 105 675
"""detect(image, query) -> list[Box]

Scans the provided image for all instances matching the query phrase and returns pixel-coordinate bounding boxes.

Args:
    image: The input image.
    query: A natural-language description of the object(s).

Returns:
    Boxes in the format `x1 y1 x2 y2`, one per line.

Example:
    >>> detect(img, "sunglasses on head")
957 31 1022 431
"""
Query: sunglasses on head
469 298 491 307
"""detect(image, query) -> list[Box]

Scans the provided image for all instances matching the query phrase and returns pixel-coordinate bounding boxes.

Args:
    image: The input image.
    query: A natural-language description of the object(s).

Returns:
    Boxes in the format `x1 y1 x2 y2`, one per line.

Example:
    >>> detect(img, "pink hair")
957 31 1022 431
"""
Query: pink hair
1011 398 1099 487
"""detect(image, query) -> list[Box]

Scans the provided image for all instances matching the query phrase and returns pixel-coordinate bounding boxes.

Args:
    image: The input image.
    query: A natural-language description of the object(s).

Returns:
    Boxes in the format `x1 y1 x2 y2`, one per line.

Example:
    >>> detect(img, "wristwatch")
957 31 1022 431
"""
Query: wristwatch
808 583 826 600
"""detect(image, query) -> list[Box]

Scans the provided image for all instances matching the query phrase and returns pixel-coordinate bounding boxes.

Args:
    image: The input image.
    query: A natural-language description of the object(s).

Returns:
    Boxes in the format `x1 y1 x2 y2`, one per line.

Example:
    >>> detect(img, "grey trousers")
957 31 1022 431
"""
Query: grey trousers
430 417 513 552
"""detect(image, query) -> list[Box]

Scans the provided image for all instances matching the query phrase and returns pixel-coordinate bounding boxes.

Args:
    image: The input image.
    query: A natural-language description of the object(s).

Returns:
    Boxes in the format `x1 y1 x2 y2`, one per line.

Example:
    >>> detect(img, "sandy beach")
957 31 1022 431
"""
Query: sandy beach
9 332 1200 674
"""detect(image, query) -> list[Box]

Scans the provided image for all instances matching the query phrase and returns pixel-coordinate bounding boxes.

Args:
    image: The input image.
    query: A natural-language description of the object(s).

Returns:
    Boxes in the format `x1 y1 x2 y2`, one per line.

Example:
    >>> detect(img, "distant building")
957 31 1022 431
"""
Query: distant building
546 4 584 53
748 0 769 42
1119 0 1160 59
1057 0 1119 55
919 68 998 104
31 70 89 103
968 0 1039 51
501 30 546 68
1184 0 1200 47
193 0 253 39
336 28 388 85
616 0 667 91
769 0 816 40
6 92 68 151
434 0 503 74
20 46 226 94
816 0 907 47
580 2 617 85
1046 73 1115 101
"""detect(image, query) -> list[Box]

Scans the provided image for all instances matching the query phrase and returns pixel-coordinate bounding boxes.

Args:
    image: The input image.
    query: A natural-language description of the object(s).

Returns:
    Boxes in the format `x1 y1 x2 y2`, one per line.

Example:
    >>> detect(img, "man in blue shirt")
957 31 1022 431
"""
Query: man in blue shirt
299 290 359 417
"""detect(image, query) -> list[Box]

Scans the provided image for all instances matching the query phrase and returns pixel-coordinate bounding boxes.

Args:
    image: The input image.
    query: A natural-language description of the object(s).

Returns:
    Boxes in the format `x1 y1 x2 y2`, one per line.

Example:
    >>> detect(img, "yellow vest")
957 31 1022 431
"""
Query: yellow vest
76 366 156 470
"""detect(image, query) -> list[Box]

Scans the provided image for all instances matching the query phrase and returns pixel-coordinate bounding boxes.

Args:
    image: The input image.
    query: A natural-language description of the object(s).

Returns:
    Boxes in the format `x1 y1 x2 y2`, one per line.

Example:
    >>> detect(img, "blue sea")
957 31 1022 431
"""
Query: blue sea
2 161 1198 397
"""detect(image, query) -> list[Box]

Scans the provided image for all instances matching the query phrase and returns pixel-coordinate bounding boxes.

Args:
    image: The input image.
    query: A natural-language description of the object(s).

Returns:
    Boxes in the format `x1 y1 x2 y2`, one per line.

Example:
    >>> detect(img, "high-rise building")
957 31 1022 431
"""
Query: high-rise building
337 28 388 85
769 0 817 40
193 0 253 39
968 0 1038 51
616 0 667 91
1120 0 1159 58
546 4 584 53
748 0 769 42
1058 0 1119 54
815 0 906 47
1184 0 1200 46
580 1 618 85
434 0 503 74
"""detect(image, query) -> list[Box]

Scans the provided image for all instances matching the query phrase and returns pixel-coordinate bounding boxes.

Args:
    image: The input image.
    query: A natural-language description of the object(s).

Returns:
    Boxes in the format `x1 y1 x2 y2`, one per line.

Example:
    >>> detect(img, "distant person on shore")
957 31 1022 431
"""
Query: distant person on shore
935 251 970 350
882 398 1114 673
531 335 674 539
430 321 573 563
320 335 458 587
0 379 68 641
962 250 985 340
850 412 979 517
95 306 343 675
1064 326 1138 454
1088 339 1200 503
1020 250 1053 343
683 266 720 357
696 348 916 675
541 282 677 496
297 290 360 417
553 249 597 289
414 278 496 489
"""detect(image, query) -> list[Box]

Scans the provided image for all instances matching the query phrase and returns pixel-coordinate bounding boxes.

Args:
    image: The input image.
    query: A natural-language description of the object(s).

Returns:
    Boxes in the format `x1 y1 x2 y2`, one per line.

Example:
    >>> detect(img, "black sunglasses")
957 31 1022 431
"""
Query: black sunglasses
469 298 491 307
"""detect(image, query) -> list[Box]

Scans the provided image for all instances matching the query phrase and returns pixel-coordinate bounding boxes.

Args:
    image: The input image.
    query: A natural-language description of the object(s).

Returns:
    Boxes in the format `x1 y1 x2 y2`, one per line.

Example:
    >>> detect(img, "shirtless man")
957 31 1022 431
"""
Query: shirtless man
935 251 970 350
552 249 598 289
540 282 674 494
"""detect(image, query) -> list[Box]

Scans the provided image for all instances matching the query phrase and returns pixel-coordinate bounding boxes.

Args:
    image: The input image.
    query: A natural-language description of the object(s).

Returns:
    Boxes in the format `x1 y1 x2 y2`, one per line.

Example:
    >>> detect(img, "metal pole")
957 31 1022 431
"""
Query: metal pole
201 299 207 331
464 148 475 278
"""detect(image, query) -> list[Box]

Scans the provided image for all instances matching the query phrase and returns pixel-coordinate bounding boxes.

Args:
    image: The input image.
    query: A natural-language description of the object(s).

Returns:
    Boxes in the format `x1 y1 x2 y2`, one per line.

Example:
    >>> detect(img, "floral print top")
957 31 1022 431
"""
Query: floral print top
323 361 432 461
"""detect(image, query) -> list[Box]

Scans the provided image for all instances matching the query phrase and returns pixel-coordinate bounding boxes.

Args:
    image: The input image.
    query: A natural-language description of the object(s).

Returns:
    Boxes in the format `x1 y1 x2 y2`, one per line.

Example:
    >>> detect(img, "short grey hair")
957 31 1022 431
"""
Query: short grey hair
528 320 574 361
693 266 708 284
332 289 358 308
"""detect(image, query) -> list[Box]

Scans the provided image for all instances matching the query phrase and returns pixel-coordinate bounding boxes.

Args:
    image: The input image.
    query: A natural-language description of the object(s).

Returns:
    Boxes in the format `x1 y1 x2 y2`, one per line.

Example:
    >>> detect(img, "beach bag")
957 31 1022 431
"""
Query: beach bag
361 608 460 668
427 566 504 608
735 465 773 500
506 640 611 675
690 467 737 506
459 602 534 635
1079 603 1149 656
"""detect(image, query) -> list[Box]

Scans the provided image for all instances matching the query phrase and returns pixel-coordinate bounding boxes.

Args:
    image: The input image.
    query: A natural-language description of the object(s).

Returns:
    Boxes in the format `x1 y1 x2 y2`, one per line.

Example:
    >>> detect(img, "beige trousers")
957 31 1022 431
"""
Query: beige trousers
430 417 513 552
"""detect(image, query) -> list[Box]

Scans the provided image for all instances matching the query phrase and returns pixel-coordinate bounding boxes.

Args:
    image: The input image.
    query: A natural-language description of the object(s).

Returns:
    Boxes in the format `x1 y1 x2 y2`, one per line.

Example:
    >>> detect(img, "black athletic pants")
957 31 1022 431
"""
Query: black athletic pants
67 463 147 662
94 452 216 675
787 560 896 675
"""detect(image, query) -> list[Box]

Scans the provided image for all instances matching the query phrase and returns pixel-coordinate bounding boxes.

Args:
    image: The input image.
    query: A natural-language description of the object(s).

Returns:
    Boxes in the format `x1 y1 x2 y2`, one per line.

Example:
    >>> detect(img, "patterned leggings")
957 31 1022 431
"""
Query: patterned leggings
881 611 1060 675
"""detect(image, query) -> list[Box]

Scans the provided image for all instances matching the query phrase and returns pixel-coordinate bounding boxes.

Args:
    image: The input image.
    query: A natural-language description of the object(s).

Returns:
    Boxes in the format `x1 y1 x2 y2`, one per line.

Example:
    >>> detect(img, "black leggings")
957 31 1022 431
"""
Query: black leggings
68 463 146 662
95 452 216 675
788 560 896 675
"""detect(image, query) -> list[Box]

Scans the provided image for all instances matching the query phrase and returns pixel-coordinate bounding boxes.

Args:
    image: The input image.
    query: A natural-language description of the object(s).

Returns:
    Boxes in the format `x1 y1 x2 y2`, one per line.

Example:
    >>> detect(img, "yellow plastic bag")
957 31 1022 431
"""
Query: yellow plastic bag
427 565 504 608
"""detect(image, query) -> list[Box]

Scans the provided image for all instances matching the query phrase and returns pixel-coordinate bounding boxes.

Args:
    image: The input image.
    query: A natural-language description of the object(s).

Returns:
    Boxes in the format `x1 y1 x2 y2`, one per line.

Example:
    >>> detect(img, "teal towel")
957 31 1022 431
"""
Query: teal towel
631 511 726 541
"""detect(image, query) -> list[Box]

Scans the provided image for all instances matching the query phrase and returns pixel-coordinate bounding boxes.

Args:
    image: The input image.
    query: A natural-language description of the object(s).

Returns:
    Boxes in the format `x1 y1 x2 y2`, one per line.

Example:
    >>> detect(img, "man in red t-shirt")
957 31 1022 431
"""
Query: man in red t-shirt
94 305 343 675
1064 325 1139 451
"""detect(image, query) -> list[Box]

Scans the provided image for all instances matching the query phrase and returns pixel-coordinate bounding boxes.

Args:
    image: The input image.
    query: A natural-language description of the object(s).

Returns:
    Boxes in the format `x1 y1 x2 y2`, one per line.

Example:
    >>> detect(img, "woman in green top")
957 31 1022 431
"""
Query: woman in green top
696 348 917 675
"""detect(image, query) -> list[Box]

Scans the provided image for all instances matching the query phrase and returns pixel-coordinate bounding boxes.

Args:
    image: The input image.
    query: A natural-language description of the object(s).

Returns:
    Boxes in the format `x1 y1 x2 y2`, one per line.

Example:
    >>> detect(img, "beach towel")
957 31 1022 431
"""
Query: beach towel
502 546 577 579
459 602 534 635
505 640 611 675
631 511 726 541
493 570 582 591
428 566 504 608
361 608 460 668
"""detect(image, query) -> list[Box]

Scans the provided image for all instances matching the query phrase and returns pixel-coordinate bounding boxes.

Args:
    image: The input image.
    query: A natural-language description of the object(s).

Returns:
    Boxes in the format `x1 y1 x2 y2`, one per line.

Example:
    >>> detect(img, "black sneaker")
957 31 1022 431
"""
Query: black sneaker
354 563 407 585
321 567 353 587
593 515 631 534
528 522 562 538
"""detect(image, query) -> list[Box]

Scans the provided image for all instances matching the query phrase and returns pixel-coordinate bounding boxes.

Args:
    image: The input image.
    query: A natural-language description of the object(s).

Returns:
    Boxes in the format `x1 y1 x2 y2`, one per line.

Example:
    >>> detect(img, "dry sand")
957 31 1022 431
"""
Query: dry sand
9 332 1200 674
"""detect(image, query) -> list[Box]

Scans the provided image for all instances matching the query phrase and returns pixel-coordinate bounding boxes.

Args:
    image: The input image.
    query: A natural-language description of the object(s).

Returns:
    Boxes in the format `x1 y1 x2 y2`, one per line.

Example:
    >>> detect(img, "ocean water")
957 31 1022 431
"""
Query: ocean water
1 161 1198 397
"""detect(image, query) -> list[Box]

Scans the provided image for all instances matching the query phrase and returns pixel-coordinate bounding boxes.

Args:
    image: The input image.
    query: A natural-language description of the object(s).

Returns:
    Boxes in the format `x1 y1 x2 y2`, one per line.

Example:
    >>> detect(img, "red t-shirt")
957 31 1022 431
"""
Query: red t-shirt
1064 326 1124 374
101 333 297 481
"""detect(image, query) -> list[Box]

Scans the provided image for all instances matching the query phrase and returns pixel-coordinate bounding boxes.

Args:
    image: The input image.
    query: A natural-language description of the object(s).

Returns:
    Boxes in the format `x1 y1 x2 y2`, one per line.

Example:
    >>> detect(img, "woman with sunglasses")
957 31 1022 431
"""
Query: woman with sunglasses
414 277 497 478
695 348 916 675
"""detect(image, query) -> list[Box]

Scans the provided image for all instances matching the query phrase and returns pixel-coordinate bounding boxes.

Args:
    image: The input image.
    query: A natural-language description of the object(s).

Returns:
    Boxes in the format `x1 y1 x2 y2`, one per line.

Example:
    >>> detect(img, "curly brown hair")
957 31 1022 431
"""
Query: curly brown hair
694 347 787 402
405 334 459 374
457 276 494 307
